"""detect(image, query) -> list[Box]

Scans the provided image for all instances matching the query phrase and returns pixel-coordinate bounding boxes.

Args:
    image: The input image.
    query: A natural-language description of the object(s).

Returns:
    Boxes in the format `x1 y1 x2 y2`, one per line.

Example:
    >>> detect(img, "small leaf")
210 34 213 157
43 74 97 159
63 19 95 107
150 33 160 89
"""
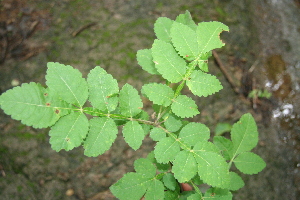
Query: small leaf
136 49 159 75
233 152 266 174
110 172 151 200
197 21 229 55
152 39 186 83
228 172 245 191
186 70 223 97
179 122 210 147
150 127 166 141
187 193 202 200
163 173 177 191
46 62 88 107
164 114 182 132
170 21 198 60
144 179 165 200
171 95 199 118
204 188 233 199
123 121 145 150
49 112 89 151
154 137 180 164
119 83 143 117
175 10 197 31
142 83 174 106
84 117 118 157
0 83 70 128
87 66 119 112
134 158 156 178
231 113 259 155
215 122 232 136
154 17 173 42
213 136 234 160
172 150 197 182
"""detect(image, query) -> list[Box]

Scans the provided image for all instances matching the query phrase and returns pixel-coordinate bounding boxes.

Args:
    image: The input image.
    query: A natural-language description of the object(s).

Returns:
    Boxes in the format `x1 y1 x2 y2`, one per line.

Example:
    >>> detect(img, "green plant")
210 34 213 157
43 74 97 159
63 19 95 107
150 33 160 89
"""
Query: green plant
0 11 265 199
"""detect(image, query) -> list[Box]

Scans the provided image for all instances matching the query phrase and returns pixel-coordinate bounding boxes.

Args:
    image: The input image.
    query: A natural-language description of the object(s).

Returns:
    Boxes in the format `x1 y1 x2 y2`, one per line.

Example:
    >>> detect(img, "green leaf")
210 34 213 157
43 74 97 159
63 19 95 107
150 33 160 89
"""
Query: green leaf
0 83 70 128
154 17 173 42
84 117 118 157
144 179 165 200
175 10 197 31
134 158 156 178
163 173 177 191
170 21 198 60
152 39 186 83
215 122 232 136
186 70 223 97
231 113 259 155
233 152 266 174
46 62 88 107
110 172 151 200
172 150 197 182
171 95 199 118
204 188 232 199
123 121 145 150
136 49 159 75
197 21 229 55
228 172 245 191
193 141 230 188
142 83 174 106
164 114 182 132
87 66 119 112
150 127 166 141
213 136 234 160
187 193 202 200
119 83 143 117
179 122 210 147
49 112 89 151
154 137 180 163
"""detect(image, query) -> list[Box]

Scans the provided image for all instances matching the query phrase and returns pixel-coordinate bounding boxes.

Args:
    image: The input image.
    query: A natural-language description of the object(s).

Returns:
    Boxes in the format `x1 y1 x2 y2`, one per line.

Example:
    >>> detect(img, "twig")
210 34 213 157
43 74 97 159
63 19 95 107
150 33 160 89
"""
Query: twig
72 22 97 37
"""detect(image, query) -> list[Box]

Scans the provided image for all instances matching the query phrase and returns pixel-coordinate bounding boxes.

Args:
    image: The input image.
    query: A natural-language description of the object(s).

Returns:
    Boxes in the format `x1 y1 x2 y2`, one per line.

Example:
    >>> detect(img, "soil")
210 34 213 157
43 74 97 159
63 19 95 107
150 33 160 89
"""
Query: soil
0 0 299 200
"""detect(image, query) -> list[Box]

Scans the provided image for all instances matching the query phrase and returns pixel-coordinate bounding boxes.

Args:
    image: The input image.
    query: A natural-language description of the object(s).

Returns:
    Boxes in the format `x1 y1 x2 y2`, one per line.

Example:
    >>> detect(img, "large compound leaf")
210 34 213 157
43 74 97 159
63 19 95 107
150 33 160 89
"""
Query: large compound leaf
233 152 266 175
0 83 70 128
142 83 174 107
179 122 210 147
46 62 88 107
123 121 145 150
87 66 119 112
110 172 151 200
186 70 223 97
119 83 143 117
154 17 173 43
172 150 197 182
152 39 186 83
171 95 199 118
231 113 258 156
136 49 159 75
193 141 230 188
49 112 89 151
154 137 180 164
170 21 198 60
197 21 229 55
175 10 197 31
84 117 118 157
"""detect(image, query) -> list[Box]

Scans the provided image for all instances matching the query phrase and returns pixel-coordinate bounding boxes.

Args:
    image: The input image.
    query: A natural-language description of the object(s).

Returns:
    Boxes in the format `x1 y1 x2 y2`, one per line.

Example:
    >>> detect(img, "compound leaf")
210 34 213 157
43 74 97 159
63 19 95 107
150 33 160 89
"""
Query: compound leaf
175 10 197 31
144 179 165 200
197 21 229 55
172 150 197 182
152 39 186 83
87 66 119 112
119 83 143 117
228 172 245 191
154 17 173 43
84 117 117 157
110 172 151 200
231 113 258 156
134 158 156 178
136 49 159 75
179 122 210 147
233 152 266 175
46 62 88 107
170 21 198 60
193 141 230 188
142 83 174 106
0 83 70 128
186 70 223 97
154 137 180 164
49 112 89 151
123 121 145 150
171 95 199 118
